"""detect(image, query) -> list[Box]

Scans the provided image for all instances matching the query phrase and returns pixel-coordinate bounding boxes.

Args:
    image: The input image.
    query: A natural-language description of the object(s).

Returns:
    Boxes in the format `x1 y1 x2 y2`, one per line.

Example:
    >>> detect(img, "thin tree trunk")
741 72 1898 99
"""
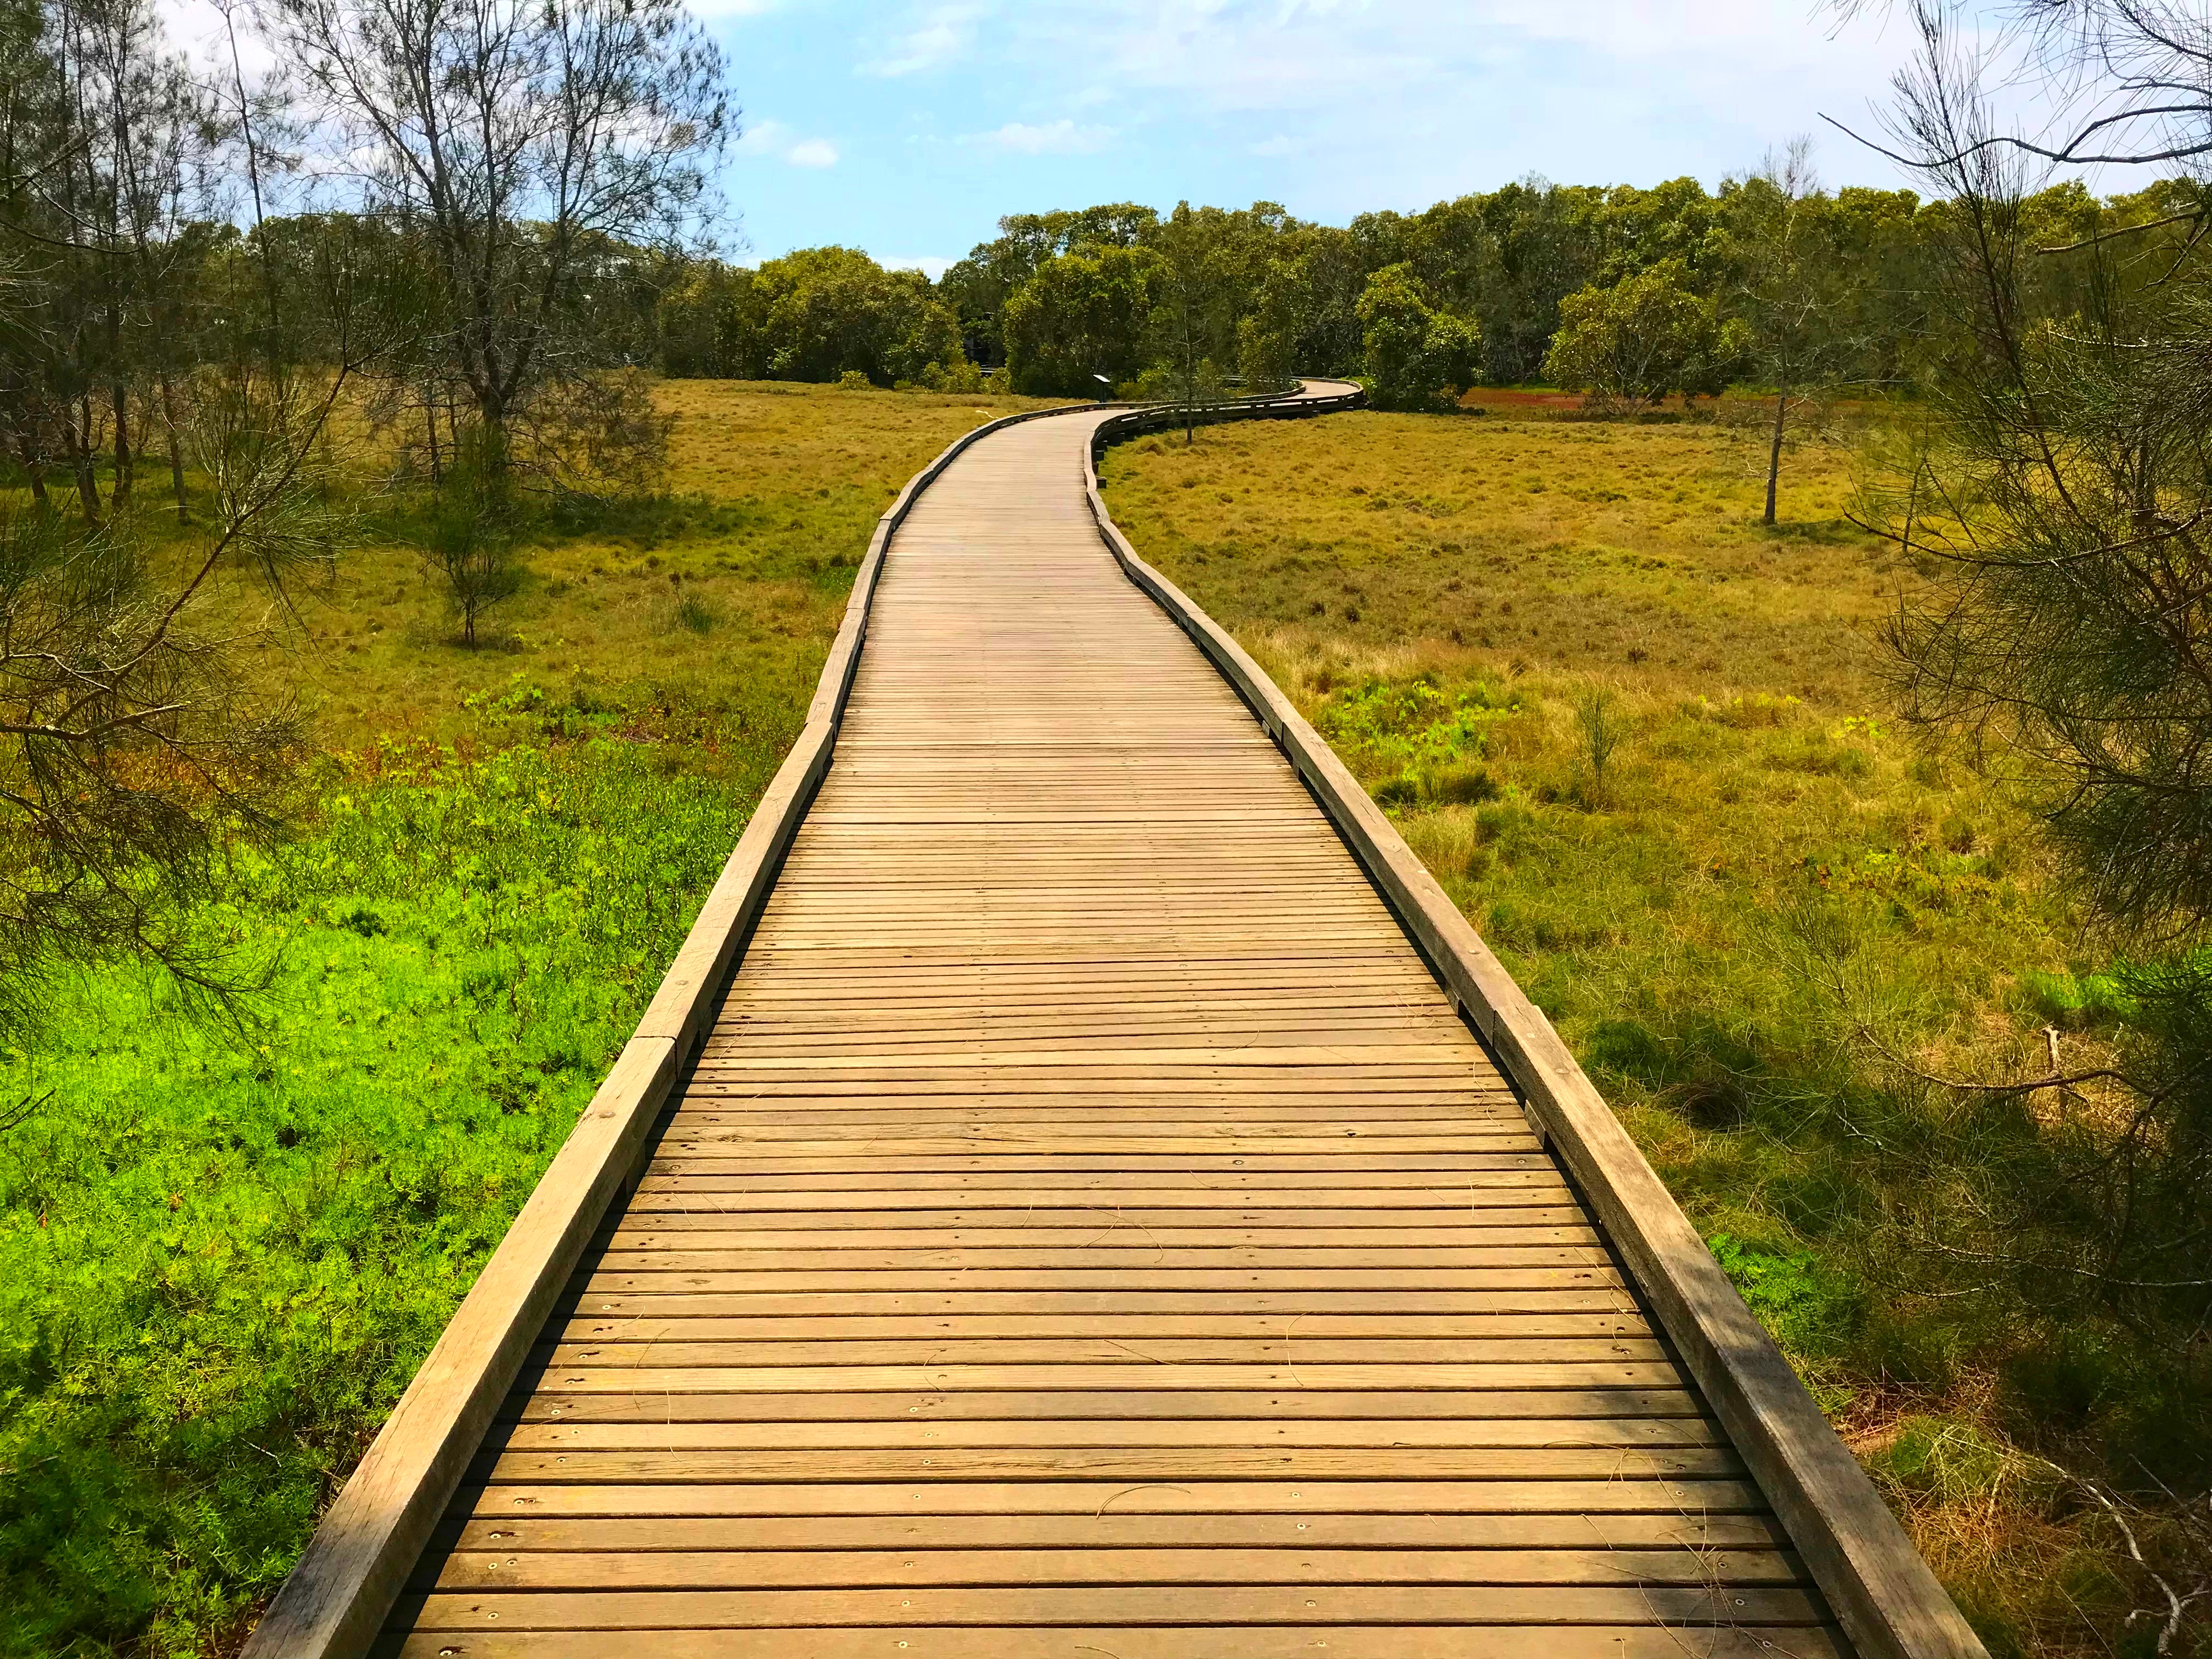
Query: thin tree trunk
158 372 186 521
1183 318 1195 447
1764 386 1787 527
18 433 50 510
477 388 510 496
425 389 442 486
65 405 101 523
225 5 283 358
111 382 132 511
106 29 131 514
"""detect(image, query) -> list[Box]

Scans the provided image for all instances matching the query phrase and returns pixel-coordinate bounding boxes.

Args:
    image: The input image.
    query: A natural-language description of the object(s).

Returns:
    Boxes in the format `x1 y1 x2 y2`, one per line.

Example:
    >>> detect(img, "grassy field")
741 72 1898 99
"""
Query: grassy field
1101 407 2208 1658
0 381 1064 1658
247 379 1068 749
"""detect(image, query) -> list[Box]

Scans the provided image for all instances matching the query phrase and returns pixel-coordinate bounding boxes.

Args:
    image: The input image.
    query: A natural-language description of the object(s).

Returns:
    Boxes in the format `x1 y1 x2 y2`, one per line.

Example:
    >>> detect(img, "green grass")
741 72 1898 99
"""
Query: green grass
0 732 782 1656
1102 407 2212 1658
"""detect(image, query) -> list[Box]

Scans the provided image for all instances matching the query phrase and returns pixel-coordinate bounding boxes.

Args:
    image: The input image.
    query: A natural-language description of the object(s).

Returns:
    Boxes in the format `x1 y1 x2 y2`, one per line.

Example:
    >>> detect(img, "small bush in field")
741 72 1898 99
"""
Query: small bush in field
1428 763 1499 806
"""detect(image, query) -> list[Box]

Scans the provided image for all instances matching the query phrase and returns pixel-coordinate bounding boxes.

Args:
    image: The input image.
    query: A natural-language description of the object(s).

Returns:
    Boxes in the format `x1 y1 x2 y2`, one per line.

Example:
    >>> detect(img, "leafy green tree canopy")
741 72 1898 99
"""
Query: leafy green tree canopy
747 247 963 386
1355 263 1481 412
1002 244 1167 396
1543 258 1748 404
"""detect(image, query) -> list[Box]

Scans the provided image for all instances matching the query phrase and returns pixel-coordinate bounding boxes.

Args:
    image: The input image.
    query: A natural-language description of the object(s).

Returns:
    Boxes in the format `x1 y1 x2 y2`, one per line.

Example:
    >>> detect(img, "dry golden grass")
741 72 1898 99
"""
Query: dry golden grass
1114 407 1884 689
217 379 1069 753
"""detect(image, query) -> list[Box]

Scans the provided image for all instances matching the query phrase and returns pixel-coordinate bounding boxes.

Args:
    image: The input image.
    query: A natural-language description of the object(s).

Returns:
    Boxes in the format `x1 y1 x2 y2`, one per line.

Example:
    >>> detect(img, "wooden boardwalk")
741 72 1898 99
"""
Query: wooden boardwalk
365 394 1850 1658
248 384 1979 1658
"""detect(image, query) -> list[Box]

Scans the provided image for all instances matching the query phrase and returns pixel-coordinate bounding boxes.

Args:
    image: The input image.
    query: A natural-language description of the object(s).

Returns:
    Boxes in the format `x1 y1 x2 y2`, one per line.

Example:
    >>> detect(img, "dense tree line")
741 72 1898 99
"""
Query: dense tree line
633 170 2192 430
8 0 2190 509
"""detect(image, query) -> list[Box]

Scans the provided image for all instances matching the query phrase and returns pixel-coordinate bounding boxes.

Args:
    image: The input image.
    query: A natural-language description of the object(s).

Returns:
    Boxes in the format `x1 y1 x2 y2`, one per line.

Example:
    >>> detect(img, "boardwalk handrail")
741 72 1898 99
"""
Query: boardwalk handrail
238 392 1135 1659
1083 391 1988 1659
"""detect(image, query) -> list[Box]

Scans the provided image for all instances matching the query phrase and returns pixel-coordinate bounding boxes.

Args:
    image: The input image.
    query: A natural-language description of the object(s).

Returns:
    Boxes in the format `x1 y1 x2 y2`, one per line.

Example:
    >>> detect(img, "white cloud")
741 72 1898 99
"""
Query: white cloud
886 1 1915 132
968 119 1113 156
879 255 956 279
738 118 840 168
736 117 795 153
861 2 984 77
1249 134 1302 158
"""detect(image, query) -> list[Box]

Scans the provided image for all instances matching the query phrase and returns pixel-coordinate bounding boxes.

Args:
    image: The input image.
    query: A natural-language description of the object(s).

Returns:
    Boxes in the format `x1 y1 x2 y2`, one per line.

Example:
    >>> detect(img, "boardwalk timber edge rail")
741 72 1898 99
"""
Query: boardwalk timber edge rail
244 381 1983 1659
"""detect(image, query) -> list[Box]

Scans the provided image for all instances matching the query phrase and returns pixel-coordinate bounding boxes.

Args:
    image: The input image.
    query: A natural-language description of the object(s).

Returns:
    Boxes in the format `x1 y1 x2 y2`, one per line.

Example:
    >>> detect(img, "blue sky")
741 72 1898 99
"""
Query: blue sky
704 0 1943 275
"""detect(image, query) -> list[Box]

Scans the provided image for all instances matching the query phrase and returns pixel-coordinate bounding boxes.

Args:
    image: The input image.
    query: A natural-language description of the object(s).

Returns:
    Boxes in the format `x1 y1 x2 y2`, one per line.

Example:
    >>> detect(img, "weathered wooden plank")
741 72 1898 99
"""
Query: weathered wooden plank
417 1544 1811 1591
574 1265 1630 1293
601 1206 1596 1232
499 1387 1702 1424
622 1183 1578 1208
485 1417 1720 1452
534 1344 1671 1375
469 1445 1740 1485
631 1166 1562 1189
579 1256 1628 1283
491 1362 1691 1394
375 1626 1853 1659
558 1287 1638 1314
435 1512 1787 1552
544 1313 1651 1343
442 1476 1776 1518
388 1584 1829 1630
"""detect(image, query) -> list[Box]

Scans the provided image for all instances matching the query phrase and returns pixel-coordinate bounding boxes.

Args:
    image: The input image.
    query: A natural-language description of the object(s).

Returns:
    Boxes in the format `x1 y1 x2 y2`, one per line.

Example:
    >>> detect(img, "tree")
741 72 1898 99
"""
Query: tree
1543 258 1747 406
0 0 225 524
1149 201 1238 442
1854 3 2212 941
267 0 729 479
0 351 378 1042
1724 140 1860 524
1467 178 1605 384
416 438 521 647
940 202 1159 366
1238 225 1366 384
746 247 963 386
1002 243 1164 397
1355 262 1480 413
654 261 752 377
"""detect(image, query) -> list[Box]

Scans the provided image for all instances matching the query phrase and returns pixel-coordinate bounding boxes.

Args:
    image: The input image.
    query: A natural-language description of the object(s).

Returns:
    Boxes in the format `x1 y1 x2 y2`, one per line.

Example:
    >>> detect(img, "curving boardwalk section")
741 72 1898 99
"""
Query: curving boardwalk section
363 391 1852 1658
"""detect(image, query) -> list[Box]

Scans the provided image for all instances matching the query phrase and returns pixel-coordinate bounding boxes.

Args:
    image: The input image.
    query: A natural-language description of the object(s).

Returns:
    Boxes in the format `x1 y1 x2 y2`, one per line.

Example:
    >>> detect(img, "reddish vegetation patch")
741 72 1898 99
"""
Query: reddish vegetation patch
1458 387 1584 411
